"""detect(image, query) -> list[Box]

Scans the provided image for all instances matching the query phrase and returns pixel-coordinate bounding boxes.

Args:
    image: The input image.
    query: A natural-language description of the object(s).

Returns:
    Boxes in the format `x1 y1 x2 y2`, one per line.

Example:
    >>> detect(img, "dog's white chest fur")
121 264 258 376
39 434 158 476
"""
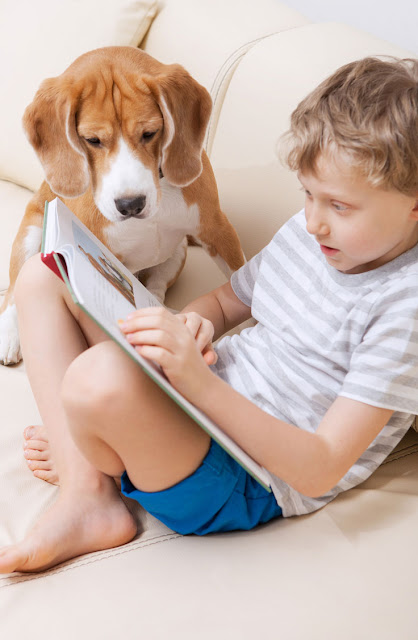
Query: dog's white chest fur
103 180 200 274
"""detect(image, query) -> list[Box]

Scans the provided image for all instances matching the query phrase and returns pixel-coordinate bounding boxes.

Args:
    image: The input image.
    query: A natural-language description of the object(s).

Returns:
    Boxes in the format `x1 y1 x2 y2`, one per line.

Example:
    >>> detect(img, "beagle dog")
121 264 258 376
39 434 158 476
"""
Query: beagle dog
0 46 244 365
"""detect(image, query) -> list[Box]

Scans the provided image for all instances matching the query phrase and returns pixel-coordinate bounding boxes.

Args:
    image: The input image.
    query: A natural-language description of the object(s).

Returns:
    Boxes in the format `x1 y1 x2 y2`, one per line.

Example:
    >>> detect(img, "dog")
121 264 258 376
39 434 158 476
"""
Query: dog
0 46 245 365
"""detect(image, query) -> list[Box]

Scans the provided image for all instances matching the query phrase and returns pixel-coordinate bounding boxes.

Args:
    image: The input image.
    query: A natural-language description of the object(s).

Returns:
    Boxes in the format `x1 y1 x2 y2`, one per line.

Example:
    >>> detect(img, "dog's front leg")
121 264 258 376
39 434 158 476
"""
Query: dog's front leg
141 238 188 304
0 293 21 365
196 209 245 278
0 213 43 365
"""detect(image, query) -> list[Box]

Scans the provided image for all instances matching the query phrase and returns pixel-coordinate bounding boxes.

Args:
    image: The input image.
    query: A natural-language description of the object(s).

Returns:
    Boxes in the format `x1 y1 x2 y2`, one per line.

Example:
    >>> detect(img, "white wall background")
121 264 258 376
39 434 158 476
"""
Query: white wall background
281 0 417 55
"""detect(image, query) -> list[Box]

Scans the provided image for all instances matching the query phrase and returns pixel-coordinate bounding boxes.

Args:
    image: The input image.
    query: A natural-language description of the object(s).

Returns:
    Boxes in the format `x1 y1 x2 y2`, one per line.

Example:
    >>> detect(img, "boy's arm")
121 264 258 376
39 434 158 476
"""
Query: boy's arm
120 302 392 498
192 374 393 498
180 281 252 340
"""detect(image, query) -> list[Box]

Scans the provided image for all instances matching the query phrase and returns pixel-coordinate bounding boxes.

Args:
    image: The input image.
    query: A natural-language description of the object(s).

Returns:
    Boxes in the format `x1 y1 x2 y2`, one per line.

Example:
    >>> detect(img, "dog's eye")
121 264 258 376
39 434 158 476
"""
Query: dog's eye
142 131 157 142
85 137 101 147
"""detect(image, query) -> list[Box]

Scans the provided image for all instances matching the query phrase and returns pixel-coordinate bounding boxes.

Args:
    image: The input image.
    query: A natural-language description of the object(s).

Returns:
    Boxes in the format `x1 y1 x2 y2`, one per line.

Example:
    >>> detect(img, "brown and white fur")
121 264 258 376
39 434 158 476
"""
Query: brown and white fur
0 46 244 365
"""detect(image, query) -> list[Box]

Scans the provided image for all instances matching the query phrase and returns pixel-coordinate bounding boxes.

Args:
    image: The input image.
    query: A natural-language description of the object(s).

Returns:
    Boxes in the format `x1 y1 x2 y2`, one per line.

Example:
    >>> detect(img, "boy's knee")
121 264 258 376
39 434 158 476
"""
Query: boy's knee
61 342 128 420
14 254 48 306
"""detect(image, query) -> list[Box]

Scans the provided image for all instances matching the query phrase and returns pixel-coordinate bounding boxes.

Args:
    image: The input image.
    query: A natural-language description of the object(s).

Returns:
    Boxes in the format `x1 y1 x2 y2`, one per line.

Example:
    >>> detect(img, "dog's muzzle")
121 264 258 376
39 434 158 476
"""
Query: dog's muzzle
115 195 146 219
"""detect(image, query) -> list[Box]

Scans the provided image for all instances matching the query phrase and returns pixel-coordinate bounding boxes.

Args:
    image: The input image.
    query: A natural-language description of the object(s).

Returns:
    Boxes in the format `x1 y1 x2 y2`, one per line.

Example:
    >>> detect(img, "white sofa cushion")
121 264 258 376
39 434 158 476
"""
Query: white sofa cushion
1 433 418 639
0 0 158 193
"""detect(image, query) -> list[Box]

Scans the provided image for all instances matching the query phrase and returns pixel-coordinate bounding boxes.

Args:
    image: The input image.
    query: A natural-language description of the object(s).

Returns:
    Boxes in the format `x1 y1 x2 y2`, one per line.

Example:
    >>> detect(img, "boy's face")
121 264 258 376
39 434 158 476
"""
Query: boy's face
298 152 418 274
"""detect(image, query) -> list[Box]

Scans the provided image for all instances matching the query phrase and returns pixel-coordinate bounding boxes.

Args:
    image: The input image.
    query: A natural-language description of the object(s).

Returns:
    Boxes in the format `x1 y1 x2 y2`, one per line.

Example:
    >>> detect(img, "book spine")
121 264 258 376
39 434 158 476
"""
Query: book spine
41 252 67 282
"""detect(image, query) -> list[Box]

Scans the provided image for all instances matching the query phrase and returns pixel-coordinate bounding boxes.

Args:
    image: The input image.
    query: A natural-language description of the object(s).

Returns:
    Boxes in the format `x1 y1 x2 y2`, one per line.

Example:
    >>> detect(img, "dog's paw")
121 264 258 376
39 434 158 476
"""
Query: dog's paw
0 305 22 365
146 289 167 306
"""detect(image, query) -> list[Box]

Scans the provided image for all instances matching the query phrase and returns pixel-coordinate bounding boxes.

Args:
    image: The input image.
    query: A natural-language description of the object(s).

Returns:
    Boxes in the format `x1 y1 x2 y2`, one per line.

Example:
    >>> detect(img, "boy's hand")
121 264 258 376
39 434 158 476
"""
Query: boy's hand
175 311 218 365
118 308 217 400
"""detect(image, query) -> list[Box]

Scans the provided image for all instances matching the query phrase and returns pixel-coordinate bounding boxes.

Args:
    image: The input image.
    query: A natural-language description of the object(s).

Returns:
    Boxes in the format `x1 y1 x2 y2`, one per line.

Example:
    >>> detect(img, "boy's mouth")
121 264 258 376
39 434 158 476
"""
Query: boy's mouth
320 244 339 256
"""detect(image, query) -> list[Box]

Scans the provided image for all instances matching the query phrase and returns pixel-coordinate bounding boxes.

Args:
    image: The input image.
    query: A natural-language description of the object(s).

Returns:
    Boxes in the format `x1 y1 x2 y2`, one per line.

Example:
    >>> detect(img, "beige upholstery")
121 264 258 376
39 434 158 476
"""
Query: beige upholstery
1 1 418 637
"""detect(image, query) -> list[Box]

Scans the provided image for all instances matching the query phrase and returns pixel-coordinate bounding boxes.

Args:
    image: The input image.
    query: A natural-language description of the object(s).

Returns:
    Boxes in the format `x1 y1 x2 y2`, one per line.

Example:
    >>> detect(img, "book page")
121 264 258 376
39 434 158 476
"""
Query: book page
49 198 162 320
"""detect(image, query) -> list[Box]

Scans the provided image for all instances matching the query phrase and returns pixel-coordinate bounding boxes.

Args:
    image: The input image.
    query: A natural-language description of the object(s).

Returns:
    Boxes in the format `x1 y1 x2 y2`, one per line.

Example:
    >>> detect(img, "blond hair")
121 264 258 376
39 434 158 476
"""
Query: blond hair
282 57 418 196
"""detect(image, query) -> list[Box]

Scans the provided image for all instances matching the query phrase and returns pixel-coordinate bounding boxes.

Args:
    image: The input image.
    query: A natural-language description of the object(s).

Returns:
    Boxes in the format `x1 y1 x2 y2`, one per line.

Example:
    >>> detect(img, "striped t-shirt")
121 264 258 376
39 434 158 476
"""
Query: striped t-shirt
212 209 418 517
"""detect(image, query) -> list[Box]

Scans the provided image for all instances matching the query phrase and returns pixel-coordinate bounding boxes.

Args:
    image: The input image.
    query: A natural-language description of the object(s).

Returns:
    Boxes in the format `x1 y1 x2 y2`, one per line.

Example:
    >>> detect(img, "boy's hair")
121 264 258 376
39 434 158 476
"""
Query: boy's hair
282 57 418 196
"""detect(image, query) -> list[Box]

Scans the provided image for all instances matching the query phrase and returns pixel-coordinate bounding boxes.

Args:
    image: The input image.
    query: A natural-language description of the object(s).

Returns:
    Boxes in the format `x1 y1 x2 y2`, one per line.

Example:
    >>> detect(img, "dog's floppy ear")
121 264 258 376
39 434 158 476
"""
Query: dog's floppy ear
22 77 89 197
144 66 212 187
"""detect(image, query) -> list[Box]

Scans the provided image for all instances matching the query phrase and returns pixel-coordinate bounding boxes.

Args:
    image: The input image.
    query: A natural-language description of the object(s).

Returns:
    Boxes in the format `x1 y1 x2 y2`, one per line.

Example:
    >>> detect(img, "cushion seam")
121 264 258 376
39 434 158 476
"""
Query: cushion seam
205 25 305 153
0 532 181 589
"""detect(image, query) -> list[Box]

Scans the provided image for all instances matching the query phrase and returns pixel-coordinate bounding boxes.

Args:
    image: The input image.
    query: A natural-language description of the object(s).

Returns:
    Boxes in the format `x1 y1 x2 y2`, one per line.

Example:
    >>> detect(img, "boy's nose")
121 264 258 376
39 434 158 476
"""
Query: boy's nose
305 208 330 236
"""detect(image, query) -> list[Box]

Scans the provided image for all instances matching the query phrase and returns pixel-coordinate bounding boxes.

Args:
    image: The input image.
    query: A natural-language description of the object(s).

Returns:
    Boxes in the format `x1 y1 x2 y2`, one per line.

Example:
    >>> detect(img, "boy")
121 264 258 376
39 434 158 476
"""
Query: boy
1 56 417 573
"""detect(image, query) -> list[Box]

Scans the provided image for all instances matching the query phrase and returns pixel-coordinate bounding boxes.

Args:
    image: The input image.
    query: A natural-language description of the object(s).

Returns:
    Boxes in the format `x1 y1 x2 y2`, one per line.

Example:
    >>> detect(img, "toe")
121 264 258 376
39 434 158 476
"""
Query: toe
33 469 59 484
24 425 48 442
27 459 52 471
24 426 35 440
24 443 49 457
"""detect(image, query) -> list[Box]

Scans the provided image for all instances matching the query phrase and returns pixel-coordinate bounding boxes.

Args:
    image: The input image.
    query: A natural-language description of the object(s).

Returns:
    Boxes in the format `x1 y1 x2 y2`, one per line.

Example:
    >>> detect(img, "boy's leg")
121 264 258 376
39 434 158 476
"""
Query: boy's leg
15 255 108 486
0 254 137 573
0 254 210 573
61 340 211 494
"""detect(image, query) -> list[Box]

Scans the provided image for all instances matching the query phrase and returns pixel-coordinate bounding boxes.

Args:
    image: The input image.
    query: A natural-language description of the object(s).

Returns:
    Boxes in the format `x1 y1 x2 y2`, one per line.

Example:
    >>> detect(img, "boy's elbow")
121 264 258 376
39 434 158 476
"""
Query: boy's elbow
296 477 336 499
276 458 342 498
294 464 346 498
268 434 345 498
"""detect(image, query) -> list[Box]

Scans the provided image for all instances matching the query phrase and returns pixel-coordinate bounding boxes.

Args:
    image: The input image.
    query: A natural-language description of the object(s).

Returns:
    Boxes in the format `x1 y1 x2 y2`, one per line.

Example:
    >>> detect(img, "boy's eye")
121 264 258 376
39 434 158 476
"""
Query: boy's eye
299 187 312 197
332 202 348 212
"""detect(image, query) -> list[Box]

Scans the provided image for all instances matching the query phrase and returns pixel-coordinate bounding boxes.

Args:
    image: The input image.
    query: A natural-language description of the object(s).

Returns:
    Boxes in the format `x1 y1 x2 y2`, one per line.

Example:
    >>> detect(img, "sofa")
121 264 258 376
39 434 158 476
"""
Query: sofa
1 1 417 637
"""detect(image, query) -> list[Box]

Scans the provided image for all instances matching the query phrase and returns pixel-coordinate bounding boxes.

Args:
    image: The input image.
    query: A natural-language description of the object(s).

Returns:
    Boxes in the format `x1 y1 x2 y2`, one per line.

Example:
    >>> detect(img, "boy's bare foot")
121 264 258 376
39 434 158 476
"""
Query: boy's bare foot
0 478 137 574
23 426 122 490
23 425 59 485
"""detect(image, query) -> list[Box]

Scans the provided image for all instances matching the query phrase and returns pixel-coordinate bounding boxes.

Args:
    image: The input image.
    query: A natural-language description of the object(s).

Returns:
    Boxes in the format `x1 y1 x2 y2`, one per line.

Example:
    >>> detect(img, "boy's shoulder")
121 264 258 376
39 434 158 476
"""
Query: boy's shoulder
361 256 418 326
376 266 418 300
378 243 418 288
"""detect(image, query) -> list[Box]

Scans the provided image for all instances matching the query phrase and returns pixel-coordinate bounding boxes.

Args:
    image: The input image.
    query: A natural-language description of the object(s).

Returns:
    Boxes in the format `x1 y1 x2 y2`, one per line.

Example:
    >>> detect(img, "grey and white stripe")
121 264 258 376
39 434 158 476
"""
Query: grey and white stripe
213 210 418 517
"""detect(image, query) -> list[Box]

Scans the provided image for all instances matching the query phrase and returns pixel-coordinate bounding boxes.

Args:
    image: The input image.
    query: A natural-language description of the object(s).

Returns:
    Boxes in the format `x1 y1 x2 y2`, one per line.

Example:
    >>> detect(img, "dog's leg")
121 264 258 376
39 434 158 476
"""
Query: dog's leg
197 211 246 278
141 237 188 304
0 295 21 365
182 152 245 277
0 218 43 365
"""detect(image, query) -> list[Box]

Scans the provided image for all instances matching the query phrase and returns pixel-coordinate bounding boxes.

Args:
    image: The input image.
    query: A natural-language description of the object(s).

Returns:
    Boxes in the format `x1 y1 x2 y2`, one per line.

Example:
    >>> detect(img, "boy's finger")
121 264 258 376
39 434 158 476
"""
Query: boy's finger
125 329 175 352
203 347 218 365
184 316 202 338
118 310 174 333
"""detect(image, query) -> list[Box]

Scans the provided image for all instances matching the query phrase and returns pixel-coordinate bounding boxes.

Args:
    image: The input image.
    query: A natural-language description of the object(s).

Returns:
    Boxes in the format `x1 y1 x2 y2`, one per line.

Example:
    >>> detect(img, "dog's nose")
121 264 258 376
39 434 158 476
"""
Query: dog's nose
115 196 146 218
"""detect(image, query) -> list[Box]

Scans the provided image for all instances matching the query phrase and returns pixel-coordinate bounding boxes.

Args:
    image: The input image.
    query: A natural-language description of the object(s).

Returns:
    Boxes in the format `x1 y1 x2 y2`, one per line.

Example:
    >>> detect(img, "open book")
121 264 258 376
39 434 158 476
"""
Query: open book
41 198 271 491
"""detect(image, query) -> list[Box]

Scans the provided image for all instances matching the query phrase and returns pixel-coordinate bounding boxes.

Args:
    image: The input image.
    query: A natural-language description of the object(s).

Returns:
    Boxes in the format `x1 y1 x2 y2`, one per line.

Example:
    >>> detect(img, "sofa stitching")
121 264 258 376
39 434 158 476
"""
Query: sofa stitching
0 532 181 589
204 46 253 153
205 26 302 154
205 35 272 153
382 446 418 465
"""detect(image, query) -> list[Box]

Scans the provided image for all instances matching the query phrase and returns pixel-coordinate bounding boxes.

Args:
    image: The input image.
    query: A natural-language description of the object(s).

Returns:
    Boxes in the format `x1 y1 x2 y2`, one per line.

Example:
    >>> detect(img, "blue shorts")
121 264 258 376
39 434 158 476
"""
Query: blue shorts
120 439 282 535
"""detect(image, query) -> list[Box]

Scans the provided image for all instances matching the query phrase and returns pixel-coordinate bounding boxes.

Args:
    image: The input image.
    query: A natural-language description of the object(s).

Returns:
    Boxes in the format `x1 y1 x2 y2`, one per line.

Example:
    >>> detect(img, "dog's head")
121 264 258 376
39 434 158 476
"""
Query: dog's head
23 47 212 222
